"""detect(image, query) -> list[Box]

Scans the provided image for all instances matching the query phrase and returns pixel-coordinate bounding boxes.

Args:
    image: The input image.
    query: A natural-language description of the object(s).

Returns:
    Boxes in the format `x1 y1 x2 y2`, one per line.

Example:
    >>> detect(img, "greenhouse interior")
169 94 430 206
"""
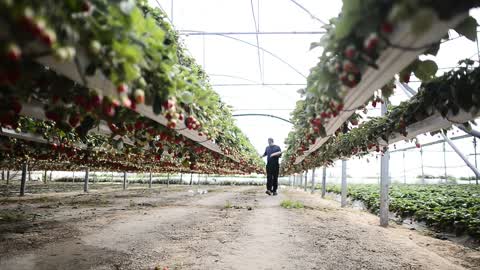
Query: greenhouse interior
1 0 480 269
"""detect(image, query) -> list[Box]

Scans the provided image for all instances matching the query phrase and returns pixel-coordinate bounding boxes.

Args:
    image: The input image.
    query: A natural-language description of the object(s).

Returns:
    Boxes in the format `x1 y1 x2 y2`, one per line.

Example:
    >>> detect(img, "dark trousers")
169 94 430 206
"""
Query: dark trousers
266 162 279 192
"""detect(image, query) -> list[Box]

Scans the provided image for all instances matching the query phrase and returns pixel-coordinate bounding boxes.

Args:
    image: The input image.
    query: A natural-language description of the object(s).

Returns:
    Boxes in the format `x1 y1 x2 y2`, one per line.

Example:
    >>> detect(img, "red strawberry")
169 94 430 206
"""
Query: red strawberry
162 99 175 110
117 83 128 94
82 1 93 12
364 33 379 51
69 113 81 127
45 111 61 122
90 93 102 107
344 45 357 59
11 100 22 114
133 89 145 104
381 22 393 34
134 120 143 130
40 29 57 47
6 43 21 62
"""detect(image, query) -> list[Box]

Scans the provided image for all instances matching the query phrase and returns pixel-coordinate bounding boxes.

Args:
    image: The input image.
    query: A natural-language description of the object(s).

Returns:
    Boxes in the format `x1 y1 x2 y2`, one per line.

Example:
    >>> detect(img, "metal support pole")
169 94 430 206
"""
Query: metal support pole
304 171 308 192
475 138 479 185
443 142 448 183
442 133 480 181
149 171 152 188
341 160 347 207
123 172 127 190
311 168 316 194
84 167 89 193
1 170 3 181
44 170 48 184
167 173 170 187
321 167 326 198
20 162 27 196
380 101 390 227
49 171 52 181
180 173 183 184
6 170 10 185
420 148 425 184
72 171 75 183
400 81 480 182
402 152 406 184
198 174 201 186
380 148 390 227
189 173 193 185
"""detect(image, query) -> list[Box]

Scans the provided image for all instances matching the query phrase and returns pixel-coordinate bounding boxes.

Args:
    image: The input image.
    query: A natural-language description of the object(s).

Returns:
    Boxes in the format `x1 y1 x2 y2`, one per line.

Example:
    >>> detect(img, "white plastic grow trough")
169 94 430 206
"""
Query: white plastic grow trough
294 12 468 165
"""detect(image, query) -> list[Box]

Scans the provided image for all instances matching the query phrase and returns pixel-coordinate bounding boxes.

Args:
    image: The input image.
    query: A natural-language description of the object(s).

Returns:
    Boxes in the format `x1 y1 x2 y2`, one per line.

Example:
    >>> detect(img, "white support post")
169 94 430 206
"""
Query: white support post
72 171 75 183
123 172 127 190
311 168 316 194
304 171 308 192
443 142 447 183
20 162 27 196
420 148 425 184
380 147 390 227
380 101 390 227
321 167 326 198
84 167 89 193
149 171 152 188
167 173 170 187
402 151 406 184
341 160 347 207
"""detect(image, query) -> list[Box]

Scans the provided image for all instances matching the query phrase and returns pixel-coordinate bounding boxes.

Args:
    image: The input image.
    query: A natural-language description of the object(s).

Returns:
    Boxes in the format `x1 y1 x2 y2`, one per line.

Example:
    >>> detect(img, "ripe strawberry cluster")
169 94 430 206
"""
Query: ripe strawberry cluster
116 83 146 111
0 96 22 129
332 23 393 89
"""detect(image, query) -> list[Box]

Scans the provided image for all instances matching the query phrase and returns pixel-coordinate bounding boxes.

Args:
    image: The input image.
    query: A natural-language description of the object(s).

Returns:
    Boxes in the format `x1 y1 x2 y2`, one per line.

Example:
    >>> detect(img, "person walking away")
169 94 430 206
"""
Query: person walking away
261 138 282 195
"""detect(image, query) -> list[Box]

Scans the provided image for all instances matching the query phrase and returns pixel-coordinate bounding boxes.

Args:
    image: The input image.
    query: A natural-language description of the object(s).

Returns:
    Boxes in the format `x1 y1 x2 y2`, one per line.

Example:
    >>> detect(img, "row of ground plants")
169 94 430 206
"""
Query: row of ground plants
325 184 480 239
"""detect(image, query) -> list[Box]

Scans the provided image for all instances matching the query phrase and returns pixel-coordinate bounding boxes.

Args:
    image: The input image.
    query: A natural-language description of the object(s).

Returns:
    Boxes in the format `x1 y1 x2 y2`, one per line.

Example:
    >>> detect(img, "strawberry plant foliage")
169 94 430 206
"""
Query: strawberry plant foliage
0 0 263 173
283 0 480 172
327 184 480 239
282 60 480 174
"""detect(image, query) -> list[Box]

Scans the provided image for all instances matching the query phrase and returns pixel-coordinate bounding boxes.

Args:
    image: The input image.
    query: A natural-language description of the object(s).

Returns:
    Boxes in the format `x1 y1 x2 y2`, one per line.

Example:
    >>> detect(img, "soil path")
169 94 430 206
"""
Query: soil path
0 186 478 270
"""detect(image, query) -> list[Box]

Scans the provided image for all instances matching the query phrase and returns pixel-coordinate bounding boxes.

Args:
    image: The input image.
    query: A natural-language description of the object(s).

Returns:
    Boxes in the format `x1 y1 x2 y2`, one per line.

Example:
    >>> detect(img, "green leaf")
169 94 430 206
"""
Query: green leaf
180 91 194 104
123 63 141 81
411 8 435 36
119 0 135 14
310 42 322 50
334 0 361 40
454 16 478 42
414 60 438 81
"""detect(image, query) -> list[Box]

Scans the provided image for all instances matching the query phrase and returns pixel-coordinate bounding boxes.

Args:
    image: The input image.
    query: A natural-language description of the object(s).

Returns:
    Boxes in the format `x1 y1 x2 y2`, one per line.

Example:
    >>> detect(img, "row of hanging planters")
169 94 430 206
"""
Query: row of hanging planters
0 116 263 174
281 0 480 172
0 0 264 172
282 59 480 174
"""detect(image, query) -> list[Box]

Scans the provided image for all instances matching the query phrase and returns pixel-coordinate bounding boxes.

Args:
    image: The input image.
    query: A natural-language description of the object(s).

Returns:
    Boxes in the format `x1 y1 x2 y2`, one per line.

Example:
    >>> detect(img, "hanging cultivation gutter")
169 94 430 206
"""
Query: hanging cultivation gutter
34 52 226 157
0 2 262 170
294 13 468 165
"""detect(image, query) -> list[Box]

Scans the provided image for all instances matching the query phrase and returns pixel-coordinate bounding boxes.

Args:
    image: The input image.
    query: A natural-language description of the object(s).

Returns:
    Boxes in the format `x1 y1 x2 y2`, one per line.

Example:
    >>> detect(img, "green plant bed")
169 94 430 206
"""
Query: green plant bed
326 184 480 239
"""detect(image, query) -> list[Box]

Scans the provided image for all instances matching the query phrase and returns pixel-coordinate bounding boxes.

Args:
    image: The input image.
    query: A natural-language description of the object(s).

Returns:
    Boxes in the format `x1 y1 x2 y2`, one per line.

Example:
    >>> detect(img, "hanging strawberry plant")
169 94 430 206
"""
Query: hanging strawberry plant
285 0 479 163
282 60 480 174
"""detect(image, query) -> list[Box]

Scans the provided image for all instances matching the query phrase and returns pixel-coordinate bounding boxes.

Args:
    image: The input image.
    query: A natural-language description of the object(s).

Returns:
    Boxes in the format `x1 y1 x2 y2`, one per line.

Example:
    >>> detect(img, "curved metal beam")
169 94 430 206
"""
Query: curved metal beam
180 29 307 79
232 113 292 124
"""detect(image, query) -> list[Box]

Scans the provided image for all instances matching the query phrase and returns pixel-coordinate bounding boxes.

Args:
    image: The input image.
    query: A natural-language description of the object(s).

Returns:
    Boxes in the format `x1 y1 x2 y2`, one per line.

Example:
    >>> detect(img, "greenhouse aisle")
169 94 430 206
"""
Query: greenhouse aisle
0 186 478 270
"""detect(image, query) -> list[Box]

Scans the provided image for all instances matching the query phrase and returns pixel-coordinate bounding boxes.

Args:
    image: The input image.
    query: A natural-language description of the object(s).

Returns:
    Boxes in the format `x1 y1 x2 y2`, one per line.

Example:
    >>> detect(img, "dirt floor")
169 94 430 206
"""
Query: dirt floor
0 183 479 270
